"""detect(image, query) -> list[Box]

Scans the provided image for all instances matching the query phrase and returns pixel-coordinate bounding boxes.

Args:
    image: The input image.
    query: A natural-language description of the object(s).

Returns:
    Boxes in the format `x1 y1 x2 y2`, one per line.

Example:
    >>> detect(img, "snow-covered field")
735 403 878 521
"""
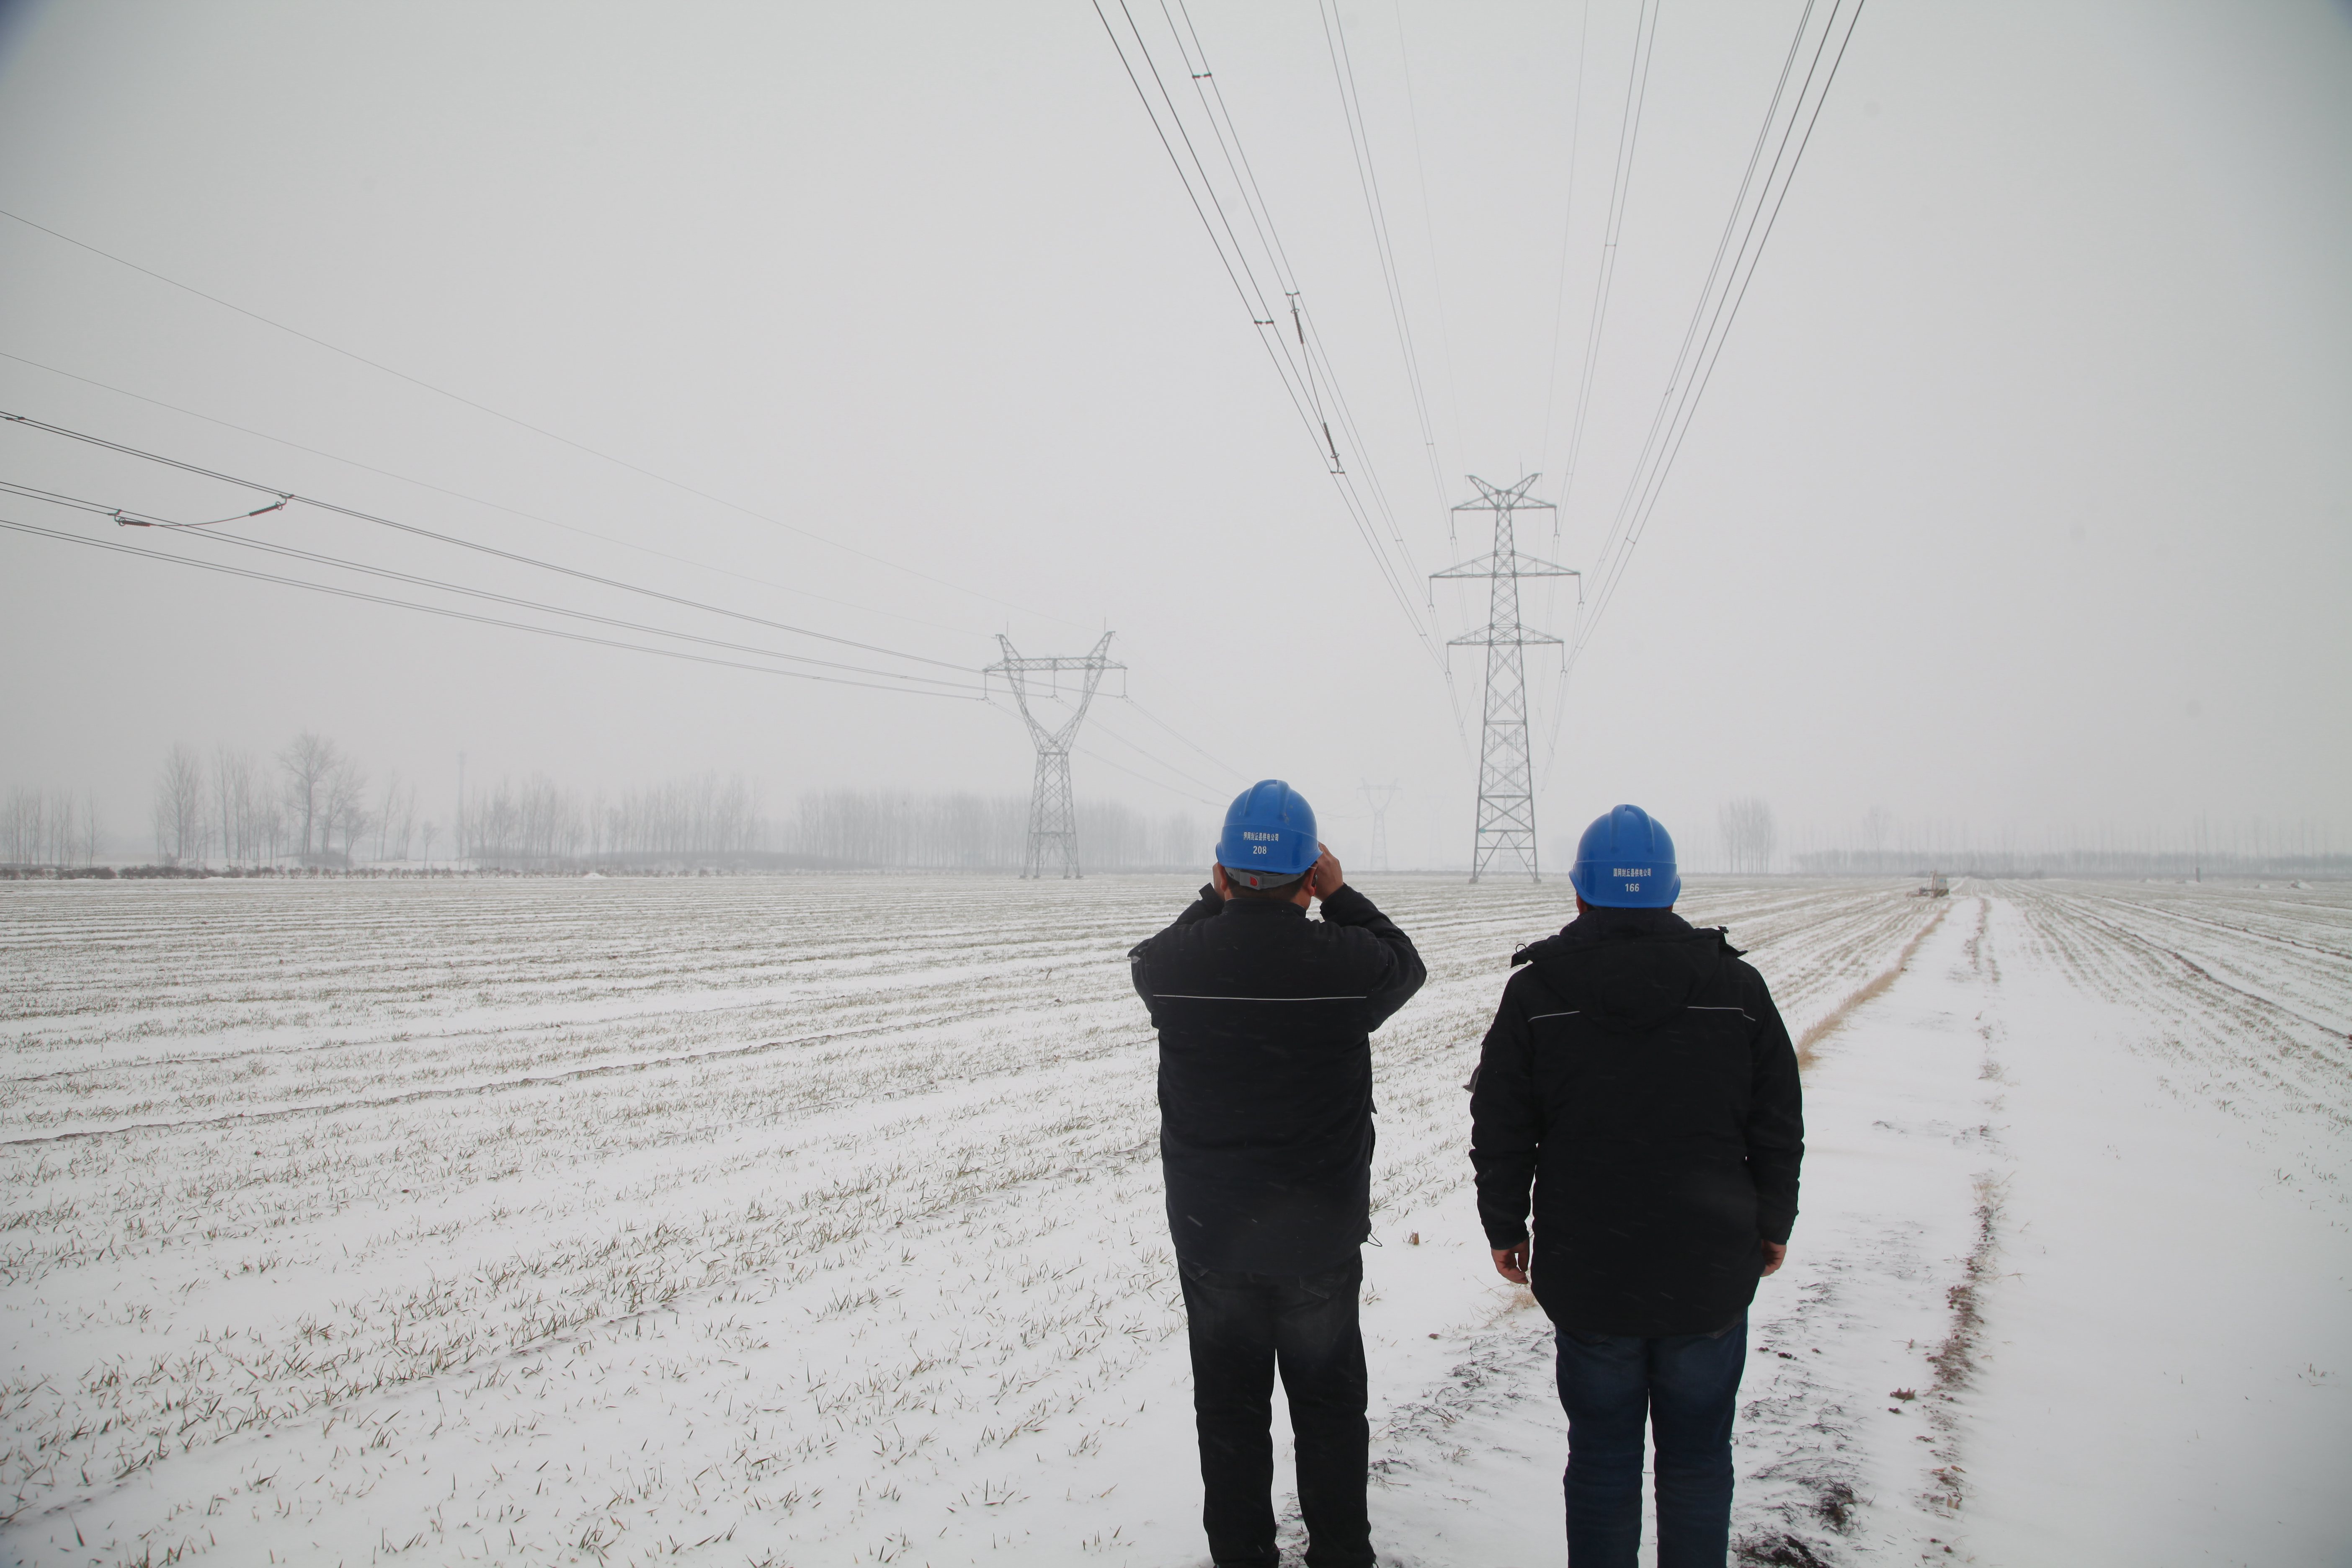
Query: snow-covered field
2 874 2346 1567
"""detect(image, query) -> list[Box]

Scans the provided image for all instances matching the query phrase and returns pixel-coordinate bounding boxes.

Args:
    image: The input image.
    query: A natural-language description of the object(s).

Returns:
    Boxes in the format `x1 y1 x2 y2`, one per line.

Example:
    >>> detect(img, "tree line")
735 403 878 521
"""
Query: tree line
144 735 423 869
11 735 1206 873
462 780 1204 871
1 789 103 867
44 746 2331 878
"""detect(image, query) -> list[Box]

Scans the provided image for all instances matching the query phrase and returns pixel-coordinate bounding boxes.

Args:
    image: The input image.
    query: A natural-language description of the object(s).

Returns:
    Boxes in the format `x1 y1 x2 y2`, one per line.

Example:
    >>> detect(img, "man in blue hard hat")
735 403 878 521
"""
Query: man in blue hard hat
1467 804 1803 1568
1129 780 1426 1568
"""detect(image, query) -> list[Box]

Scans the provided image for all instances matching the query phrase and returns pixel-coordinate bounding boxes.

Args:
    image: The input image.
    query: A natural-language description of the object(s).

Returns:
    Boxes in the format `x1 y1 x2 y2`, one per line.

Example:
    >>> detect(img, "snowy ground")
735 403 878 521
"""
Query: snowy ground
1 873 2346 1567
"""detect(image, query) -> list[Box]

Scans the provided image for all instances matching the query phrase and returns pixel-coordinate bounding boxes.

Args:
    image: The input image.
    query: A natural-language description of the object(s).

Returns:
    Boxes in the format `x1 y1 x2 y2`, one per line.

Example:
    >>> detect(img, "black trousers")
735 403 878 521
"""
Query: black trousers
1178 1255 1373 1568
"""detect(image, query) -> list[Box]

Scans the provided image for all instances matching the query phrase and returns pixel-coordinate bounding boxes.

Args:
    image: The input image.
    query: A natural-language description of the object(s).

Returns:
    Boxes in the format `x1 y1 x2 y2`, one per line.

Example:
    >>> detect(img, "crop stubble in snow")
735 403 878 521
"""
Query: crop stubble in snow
1 874 2345 1565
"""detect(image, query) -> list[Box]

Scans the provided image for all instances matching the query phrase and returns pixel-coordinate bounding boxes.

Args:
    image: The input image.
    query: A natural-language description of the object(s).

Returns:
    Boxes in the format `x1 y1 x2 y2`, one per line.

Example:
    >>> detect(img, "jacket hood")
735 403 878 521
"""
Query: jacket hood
1511 908 1741 1033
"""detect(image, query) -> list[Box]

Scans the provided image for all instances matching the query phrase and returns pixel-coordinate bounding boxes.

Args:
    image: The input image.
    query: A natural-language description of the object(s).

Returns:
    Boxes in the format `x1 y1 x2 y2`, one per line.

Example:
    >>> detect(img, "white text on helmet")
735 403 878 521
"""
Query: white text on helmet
1612 867 1653 877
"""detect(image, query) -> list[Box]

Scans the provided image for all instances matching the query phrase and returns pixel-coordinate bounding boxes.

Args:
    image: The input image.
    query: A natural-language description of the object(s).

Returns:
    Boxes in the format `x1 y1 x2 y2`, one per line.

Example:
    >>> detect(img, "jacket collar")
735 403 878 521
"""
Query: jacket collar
1560 905 1693 944
1221 898 1309 918
1512 905 1712 967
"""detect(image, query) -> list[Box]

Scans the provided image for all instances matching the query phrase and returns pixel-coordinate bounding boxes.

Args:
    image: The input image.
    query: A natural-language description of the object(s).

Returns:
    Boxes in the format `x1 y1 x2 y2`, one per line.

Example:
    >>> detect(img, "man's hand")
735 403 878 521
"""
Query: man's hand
1307 842 1344 901
1759 1240 1787 1277
1491 1241 1529 1285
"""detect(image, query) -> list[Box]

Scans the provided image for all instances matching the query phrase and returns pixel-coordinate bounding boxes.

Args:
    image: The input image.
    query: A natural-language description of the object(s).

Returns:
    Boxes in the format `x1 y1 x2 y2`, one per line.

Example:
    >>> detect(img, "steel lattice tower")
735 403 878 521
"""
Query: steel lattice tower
1433 476 1579 882
986 632 1123 879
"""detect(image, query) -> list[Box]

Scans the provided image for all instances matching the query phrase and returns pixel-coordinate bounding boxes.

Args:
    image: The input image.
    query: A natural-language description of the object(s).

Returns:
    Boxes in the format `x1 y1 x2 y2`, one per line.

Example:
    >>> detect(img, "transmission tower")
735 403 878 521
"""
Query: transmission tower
985 632 1123 879
1359 781 1403 873
1433 476 1579 882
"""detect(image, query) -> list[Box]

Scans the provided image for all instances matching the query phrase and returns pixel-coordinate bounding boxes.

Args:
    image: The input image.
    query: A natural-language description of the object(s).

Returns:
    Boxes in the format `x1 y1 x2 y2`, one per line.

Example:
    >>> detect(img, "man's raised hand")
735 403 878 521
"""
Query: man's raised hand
1308 843 1345 901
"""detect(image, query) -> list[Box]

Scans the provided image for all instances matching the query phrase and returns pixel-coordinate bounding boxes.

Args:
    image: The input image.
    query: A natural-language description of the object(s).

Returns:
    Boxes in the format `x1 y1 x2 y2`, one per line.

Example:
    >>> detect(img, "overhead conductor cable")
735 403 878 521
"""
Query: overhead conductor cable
1093 0 1447 673
0 205 1080 627
0 480 982 690
0 412 973 676
0 347 988 642
0 516 985 699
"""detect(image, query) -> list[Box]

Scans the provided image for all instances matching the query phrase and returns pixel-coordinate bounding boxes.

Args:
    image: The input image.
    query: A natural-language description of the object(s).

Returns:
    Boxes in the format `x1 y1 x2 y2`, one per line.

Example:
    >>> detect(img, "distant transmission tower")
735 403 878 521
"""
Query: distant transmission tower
1433 476 1579 881
1359 781 1402 873
986 632 1123 879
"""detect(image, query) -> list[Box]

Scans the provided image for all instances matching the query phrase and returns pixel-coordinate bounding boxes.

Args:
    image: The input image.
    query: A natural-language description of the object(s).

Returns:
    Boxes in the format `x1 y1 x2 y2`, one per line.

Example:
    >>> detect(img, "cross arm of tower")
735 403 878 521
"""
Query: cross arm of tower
1429 555 1579 580
1447 629 1565 648
1457 474 1547 510
985 657 1130 673
1450 497 1555 515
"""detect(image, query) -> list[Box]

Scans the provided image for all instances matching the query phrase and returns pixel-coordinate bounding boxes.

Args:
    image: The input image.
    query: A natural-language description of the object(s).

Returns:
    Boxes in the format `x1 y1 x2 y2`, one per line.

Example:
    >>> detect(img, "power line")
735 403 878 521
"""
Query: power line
1090 0 1448 674
1537 0 1868 794
0 347 987 644
0 205 1080 627
1575 0 1823 615
1163 0 1436 618
1122 697 1247 784
1318 0 1448 515
1386 0 1468 486
0 480 984 691
1126 0 1470 750
1085 711 1233 798
1535 0 1597 494
0 477 287 529
1072 739 1226 811
1553 0 1661 516
1571 0 1868 669
1539 0 1819 794
1 411 974 675
1525 0 1601 799
0 515 985 699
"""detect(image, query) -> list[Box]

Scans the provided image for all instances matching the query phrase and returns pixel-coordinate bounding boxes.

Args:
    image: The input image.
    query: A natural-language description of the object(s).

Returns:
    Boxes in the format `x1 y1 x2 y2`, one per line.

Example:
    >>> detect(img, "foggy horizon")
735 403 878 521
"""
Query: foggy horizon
3 0 2347 874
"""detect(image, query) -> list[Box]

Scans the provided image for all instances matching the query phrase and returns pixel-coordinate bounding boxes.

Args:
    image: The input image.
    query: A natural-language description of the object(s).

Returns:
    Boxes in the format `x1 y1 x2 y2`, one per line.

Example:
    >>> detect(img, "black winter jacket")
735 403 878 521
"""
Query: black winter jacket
1468 906 1803 1336
1130 883 1426 1274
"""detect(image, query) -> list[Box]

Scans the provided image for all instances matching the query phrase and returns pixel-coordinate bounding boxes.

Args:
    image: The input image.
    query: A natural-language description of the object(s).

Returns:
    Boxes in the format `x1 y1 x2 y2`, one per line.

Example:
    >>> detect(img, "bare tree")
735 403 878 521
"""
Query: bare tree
278 732 341 861
154 744 207 865
3 787 37 865
323 758 370 867
419 819 438 866
78 789 101 865
5 789 91 867
402 782 418 859
1718 797 1779 876
374 770 403 862
214 746 266 866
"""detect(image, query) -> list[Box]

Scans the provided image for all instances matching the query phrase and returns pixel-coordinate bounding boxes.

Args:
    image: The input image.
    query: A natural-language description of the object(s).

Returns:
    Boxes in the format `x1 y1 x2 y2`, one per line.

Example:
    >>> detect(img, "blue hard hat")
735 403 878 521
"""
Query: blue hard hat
1216 779 1318 885
1569 805 1680 908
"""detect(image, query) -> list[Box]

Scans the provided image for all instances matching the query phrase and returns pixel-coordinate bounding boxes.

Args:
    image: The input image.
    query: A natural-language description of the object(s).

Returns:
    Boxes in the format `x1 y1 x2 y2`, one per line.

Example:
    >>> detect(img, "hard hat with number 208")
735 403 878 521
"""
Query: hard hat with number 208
1216 780 1318 885
1569 803 1680 908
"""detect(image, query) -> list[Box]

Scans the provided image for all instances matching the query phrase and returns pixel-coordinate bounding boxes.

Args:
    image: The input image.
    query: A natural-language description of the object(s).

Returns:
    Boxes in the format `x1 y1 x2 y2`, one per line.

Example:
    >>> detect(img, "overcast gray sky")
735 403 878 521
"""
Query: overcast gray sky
2 0 2346 868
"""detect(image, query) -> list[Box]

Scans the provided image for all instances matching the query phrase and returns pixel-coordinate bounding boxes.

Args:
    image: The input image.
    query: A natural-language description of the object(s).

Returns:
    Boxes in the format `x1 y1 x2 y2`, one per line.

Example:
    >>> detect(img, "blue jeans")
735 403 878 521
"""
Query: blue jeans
1555 1314 1746 1568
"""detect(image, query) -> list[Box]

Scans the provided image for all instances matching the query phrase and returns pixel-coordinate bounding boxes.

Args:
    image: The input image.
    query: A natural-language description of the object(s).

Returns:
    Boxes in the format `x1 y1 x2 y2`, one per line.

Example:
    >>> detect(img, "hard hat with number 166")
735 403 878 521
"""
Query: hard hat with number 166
1569 804 1680 908
1216 780 1318 887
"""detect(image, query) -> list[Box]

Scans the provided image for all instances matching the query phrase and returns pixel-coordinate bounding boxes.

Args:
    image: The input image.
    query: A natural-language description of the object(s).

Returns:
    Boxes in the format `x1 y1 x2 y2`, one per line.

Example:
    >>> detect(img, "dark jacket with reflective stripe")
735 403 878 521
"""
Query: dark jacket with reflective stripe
1130 883 1426 1274
1469 906 1803 1336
